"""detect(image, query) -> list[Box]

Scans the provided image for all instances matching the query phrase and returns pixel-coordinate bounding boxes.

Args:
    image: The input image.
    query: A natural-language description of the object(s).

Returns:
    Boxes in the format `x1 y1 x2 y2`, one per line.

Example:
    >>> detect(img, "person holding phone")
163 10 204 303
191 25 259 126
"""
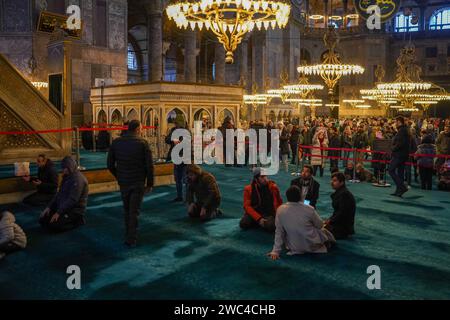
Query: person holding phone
290 165 320 208
22 154 58 207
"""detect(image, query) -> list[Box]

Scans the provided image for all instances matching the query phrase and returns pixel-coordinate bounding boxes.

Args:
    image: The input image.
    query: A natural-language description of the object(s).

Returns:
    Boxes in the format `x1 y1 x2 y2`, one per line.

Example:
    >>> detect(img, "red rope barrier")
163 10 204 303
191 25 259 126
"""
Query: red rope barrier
0 126 158 135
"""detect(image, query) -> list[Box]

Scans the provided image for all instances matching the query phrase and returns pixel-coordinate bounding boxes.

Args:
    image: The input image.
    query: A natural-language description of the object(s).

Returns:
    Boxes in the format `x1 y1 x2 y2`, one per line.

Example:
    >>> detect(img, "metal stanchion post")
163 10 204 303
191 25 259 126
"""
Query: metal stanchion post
349 147 360 183
291 145 302 177
75 127 86 171
92 126 97 152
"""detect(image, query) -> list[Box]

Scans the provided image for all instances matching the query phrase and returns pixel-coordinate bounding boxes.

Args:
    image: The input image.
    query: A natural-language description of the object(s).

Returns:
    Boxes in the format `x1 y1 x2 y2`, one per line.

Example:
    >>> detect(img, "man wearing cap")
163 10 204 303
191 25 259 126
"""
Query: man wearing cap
186 165 222 221
240 168 283 232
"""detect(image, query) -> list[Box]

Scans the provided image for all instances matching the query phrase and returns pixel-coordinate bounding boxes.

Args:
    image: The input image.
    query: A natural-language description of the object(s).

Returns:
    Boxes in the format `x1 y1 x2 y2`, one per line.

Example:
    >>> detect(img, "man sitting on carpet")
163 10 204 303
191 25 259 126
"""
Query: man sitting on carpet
240 168 283 232
290 165 320 208
324 172 356 239
186 165 222 222
22 154 58 207
267 186 335 260
39 157 89 232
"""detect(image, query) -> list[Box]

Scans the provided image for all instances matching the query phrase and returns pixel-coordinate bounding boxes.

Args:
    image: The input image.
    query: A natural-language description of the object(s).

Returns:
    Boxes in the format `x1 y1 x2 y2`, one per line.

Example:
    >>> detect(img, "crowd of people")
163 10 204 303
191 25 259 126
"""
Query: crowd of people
1 115 449 261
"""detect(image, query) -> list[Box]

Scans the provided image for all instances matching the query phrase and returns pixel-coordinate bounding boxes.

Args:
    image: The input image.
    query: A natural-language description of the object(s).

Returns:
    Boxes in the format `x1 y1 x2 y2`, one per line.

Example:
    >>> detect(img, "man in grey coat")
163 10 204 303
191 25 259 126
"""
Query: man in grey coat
268 186 335 260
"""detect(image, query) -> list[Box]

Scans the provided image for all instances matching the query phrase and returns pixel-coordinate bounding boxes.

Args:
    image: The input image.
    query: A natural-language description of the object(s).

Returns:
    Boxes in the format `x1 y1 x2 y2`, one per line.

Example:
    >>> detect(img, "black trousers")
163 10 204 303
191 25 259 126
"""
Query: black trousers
389 156 407 192
0 241 22 254
188 202 219 222
23 192 54 207
419 167 433 190
39 210 85 232
239 214 275 233
313 165 324 177
120 185 145 243
290 143 298 164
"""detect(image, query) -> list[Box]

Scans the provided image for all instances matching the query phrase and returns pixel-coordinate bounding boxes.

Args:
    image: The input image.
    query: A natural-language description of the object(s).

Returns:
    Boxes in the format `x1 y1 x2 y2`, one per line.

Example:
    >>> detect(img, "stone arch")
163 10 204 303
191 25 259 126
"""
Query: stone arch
143 108 159 137
269 110 276 122
217 108 235 126
193 108 212 129
166 108 187 132
126 108 139 121
97 109 107 124
111 109 123 125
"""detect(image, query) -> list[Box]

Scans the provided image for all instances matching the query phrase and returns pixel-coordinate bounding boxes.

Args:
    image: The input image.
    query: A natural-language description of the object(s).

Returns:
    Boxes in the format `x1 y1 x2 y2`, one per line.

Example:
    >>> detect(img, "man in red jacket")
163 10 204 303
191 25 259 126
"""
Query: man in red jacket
239 168 283 232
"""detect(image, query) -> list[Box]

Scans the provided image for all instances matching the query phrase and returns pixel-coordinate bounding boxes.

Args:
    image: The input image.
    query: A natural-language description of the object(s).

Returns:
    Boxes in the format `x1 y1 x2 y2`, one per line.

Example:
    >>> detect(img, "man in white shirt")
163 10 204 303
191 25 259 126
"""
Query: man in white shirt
267 186 335 260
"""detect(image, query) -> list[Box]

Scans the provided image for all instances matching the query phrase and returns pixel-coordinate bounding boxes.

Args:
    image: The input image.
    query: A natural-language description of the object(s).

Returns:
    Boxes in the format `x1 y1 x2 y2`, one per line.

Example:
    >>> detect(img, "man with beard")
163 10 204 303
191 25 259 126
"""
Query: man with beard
290 165 320 208
240 168 283 232
39 157 89 232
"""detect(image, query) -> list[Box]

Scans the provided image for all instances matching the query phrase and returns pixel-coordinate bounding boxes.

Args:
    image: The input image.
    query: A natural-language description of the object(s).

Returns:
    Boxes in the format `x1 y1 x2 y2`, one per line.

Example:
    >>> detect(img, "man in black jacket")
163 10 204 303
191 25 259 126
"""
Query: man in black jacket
39 157 88 232
23 155 58 207
389 116 411 197
107 120 154 247
324 172 356 239
290 165 320 208
328 127 341 172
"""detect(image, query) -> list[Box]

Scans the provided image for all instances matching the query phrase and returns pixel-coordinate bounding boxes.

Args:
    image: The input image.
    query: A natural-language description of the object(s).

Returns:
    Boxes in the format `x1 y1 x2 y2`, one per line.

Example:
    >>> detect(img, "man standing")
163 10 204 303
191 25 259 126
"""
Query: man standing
107 120 154 247
353 124 369 164
388 116 411 197
436 124 450 177
23 154 58 207
240 168 283 232
324 172 356 240
39 157 89 232
165 120 188 202
267 186 335 260
290 165 320 208
186 165 222 222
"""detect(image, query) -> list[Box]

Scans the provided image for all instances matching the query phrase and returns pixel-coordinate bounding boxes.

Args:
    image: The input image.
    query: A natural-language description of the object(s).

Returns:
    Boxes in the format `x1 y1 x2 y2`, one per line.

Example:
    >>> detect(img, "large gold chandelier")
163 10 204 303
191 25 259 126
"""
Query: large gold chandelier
166 0 291 64
374 46 450 110
297 27 364 95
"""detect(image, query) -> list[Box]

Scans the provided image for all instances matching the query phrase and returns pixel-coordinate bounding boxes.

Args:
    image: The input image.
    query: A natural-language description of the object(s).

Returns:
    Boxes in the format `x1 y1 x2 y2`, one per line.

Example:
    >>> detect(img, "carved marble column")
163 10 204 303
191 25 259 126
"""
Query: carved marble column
215 43 226 84
147 1 163 82
184 31 197 83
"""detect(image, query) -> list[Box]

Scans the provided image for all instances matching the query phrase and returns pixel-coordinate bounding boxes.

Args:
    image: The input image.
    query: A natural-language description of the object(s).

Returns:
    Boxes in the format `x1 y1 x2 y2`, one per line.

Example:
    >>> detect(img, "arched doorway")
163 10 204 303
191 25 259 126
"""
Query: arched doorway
166 108 187 133
127 109 139 121
111 109 123 125
97 109 107 125
218 108 234 126
143 108 158 137
194 108 212 130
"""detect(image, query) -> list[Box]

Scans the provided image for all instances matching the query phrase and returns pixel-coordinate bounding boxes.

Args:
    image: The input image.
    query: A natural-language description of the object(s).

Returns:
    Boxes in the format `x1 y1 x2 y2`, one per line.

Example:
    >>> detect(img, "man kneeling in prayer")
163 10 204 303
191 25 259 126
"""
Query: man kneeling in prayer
39 157 89 232
267 186 335 260
186 165 222 222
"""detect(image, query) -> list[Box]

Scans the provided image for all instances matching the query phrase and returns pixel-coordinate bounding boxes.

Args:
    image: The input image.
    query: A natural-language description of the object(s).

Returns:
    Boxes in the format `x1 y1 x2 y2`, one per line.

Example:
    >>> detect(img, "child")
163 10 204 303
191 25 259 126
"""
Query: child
355 163 373 182
415 135 436 190
0 211 27 260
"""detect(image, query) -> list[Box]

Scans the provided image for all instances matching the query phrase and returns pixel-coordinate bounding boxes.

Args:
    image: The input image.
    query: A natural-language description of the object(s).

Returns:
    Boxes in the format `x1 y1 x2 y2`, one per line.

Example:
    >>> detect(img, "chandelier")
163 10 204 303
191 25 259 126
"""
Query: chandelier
297 27 364 95
166 0 291 64
374 46 450 110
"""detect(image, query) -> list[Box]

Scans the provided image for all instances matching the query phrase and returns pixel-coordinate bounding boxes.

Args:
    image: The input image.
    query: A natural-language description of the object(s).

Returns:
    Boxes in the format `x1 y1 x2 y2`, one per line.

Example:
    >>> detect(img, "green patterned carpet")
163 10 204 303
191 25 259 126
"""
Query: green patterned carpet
1 165 449 300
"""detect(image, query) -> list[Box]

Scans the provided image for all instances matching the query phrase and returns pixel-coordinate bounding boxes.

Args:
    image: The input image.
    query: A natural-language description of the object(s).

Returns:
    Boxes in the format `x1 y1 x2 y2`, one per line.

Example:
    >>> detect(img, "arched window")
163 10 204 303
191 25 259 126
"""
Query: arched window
394 13 418 32
430 8 450 30
127 44 138 71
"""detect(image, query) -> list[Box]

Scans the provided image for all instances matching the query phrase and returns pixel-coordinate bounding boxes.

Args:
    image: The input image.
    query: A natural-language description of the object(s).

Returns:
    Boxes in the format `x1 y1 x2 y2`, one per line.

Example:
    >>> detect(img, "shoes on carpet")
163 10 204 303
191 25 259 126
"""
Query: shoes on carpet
171 197 183 203
124 241 137 248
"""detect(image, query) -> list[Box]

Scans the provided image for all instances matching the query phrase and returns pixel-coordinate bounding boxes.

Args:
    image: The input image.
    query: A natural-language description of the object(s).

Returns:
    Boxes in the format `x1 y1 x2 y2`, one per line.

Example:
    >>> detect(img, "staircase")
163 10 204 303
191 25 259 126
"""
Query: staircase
0 53 71 165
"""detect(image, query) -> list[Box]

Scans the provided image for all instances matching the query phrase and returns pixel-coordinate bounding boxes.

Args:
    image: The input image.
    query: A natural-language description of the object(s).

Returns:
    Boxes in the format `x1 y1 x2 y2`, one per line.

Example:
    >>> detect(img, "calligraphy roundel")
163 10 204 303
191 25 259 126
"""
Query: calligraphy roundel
355 0 401 22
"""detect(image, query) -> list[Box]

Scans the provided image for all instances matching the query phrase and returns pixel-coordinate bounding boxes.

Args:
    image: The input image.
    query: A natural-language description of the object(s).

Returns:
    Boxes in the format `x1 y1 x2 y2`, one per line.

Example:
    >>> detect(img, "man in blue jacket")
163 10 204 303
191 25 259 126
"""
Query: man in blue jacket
39 157 89 232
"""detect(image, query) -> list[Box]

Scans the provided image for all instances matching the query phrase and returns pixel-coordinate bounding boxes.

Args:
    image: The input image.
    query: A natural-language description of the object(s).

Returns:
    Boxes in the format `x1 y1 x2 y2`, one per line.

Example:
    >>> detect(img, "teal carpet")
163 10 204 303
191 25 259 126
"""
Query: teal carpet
0 165 449 300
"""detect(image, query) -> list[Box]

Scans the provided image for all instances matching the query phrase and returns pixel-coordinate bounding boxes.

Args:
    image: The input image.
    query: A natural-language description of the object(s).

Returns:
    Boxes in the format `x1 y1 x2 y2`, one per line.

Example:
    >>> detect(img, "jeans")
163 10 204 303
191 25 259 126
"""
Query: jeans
239 214 275 232
120 185 145 243
389 156 407 192
174 164 186 199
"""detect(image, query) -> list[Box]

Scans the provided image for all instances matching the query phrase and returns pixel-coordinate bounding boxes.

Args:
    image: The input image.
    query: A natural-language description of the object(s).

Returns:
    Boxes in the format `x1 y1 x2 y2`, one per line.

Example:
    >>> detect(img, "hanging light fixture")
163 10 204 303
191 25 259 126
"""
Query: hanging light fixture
166 0 291 64
297 27 364 95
